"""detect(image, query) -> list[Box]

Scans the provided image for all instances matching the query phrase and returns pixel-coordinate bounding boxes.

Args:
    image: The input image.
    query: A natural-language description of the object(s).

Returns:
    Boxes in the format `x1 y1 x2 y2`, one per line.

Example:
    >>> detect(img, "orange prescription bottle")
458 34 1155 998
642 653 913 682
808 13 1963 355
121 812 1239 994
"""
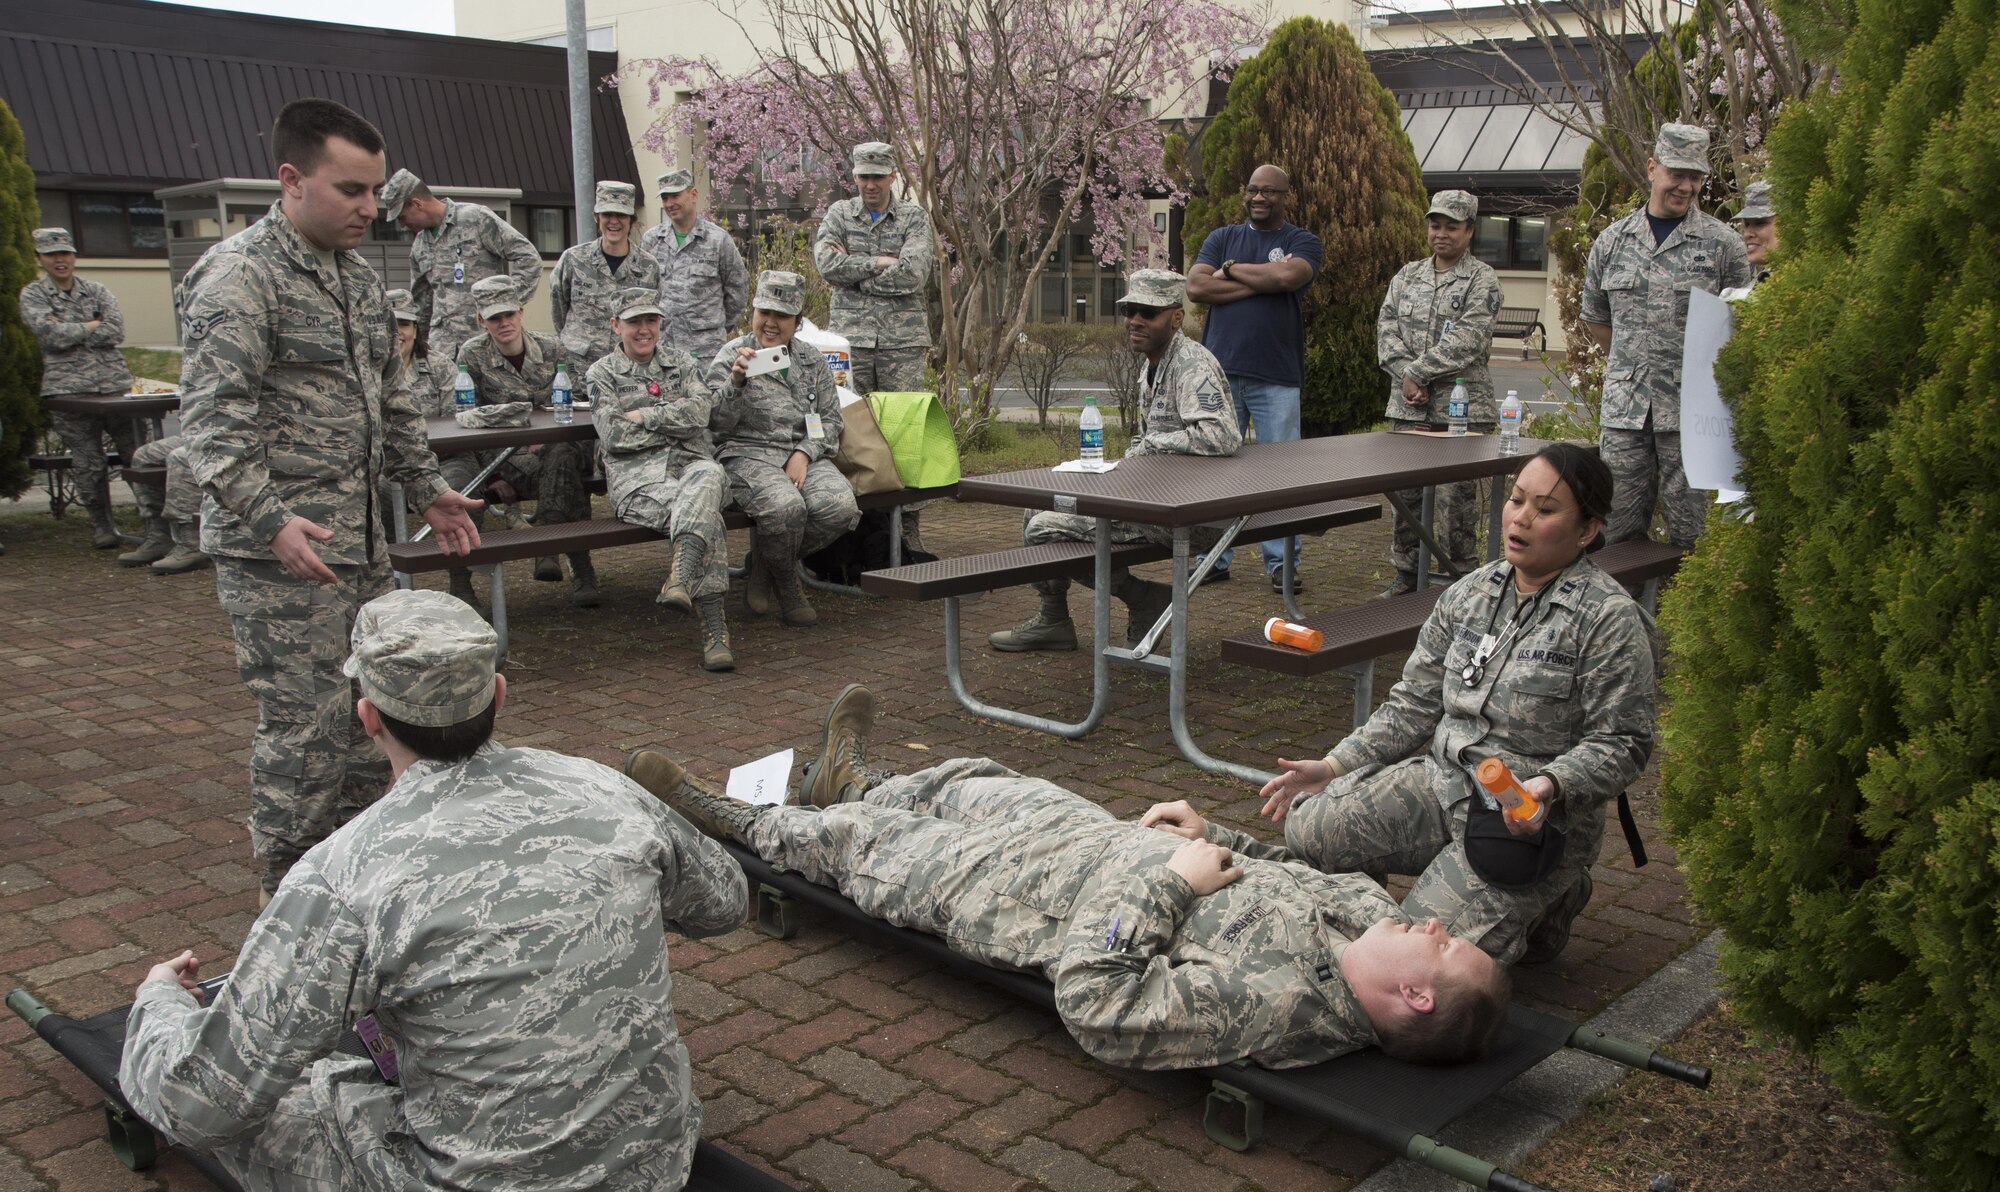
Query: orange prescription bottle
1264 617 1323 652
1475 757 1544 824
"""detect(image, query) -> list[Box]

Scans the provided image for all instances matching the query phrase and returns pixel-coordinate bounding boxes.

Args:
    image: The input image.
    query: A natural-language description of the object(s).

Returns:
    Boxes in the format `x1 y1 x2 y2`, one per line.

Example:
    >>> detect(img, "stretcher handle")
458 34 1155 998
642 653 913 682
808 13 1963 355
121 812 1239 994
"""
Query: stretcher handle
1647 1052 1713 1089
6 988 51 1029
1567 1025 1712 1088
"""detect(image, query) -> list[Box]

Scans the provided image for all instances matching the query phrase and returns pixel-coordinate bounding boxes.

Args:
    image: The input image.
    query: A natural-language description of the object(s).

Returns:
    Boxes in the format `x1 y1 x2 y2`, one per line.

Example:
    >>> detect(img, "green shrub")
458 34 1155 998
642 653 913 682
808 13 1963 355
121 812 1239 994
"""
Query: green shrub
1658 0 2000 1183
0 99 45 499
1183 17 1425 437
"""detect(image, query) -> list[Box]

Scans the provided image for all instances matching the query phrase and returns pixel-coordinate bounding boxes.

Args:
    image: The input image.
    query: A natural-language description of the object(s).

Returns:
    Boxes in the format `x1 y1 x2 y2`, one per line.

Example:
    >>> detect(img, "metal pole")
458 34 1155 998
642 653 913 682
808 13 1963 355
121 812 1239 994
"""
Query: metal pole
566 0 594 244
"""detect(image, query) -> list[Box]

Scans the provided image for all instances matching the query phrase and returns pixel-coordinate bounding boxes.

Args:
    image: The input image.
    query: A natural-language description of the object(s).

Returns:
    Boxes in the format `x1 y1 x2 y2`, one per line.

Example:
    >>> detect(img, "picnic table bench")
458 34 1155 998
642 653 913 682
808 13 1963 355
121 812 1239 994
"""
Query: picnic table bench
1492 307 1547 358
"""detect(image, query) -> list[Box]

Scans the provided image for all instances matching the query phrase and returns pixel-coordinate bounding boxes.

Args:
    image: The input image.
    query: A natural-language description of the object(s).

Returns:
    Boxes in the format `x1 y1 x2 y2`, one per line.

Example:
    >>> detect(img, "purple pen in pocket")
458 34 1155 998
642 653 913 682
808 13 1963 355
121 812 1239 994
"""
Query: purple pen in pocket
354 1014 400 1083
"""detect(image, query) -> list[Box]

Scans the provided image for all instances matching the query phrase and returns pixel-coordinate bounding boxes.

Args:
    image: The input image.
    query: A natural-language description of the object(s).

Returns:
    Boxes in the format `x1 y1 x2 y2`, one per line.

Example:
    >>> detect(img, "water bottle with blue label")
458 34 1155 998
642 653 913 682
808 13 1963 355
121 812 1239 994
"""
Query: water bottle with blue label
454 366 475 414
1079 395 1104 464
551 362 574 425
1448 377 1469 437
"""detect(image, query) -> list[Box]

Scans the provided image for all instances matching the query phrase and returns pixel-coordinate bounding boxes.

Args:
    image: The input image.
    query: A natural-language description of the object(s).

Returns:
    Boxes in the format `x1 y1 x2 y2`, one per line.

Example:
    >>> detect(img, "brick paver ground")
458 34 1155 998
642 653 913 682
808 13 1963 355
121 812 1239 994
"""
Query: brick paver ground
0 485 1697 1191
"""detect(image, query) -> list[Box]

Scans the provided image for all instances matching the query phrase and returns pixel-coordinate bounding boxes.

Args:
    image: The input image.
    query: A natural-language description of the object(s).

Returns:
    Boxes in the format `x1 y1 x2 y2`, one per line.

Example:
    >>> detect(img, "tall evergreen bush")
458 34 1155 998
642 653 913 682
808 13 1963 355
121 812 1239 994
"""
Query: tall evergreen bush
1658 0 2000 1182
1184 17 1426 436
0 99 45 499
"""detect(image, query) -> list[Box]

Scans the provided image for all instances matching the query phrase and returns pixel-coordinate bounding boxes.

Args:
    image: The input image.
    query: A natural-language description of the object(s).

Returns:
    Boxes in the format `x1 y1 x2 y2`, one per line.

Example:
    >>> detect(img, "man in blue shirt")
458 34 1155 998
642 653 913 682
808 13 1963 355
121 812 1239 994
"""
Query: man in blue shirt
1187 164 1323 591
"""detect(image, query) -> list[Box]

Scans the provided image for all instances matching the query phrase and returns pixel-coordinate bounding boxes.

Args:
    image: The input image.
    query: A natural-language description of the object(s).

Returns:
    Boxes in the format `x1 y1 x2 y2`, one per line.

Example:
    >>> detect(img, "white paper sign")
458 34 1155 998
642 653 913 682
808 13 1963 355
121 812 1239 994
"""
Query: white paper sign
726 748 795 807
1679 287 1744 496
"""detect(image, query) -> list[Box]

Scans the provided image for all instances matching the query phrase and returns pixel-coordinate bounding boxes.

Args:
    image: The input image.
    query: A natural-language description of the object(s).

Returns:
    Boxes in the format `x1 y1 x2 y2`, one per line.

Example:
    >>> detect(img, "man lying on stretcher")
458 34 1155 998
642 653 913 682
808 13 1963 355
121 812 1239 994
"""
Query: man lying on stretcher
628 684 1512 1072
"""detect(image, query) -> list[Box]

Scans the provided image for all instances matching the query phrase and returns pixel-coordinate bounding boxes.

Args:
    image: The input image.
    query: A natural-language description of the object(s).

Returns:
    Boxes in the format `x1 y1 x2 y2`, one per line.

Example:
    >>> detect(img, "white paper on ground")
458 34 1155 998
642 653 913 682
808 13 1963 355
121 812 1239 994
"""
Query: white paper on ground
1679 288 1744 493
1052 458 1118 473
726 748 795 807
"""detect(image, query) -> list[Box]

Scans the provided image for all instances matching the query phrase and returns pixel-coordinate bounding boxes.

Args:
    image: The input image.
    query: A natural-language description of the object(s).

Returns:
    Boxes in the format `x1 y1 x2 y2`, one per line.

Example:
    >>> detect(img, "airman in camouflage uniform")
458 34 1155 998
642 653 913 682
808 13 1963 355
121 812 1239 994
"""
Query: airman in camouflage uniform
813 143 935 395
387 288 457 416
1728 181 1777 290
589 288 735 670
551 181 661 368
385 168 544 365
1275 554 1658 964
639 169 747 365
122 589 746 1192
179 101 481 896
1581 124 1753 547
991 270 1242 653
707 271 859 627
122 434 210 574
1378 191 1504 592
449 277 599 606
21 226 140 548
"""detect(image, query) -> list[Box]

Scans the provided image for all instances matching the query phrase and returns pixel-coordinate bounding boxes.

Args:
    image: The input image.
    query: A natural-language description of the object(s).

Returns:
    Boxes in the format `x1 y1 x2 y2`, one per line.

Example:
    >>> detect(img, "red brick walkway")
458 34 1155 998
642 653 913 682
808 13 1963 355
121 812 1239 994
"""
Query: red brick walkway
0 495 1698 1190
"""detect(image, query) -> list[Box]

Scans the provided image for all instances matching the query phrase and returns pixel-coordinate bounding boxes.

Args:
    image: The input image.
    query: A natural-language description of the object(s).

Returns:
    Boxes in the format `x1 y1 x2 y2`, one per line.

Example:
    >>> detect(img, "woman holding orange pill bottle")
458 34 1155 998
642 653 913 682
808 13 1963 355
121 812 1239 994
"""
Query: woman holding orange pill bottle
1257 443 1660 966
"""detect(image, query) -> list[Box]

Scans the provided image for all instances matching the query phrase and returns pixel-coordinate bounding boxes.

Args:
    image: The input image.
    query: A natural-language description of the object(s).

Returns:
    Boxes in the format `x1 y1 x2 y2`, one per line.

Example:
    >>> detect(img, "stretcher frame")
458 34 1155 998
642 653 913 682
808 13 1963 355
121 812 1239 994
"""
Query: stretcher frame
7 978 795 1192
724 840 1710 1192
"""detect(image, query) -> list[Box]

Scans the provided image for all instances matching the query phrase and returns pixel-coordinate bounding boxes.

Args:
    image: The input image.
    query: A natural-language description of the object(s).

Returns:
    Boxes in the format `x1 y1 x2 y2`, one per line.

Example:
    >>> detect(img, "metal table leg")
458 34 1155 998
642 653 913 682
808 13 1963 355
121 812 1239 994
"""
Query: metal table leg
1167 529 1281 785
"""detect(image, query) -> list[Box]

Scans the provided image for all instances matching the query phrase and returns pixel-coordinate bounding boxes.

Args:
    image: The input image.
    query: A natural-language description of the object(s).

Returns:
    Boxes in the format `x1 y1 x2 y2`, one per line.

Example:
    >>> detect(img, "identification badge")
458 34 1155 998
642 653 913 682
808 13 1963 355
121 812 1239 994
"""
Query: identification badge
354 1014 400 1083
452 262 465 285
805 412 826 441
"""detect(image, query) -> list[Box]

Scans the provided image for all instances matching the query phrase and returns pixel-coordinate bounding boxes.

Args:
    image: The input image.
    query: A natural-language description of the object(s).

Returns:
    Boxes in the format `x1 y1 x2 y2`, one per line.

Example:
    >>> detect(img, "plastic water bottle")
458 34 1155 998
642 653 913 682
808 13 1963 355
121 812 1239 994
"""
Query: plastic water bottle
1498 389 1523 456
551 362 574 425
1448 377 1469 437
454 366 476 414
1079 395 1105 465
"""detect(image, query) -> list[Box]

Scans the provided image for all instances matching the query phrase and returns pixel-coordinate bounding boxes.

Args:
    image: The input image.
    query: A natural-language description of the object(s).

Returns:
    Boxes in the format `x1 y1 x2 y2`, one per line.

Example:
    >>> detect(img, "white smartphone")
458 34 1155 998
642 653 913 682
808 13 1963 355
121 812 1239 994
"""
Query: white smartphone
746 344 791 377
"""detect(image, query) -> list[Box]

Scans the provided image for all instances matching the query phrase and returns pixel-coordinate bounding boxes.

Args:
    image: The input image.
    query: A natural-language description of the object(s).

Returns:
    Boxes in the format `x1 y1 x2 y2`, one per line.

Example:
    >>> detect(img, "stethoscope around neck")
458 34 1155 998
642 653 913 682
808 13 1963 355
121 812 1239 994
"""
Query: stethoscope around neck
1461 566 1554 688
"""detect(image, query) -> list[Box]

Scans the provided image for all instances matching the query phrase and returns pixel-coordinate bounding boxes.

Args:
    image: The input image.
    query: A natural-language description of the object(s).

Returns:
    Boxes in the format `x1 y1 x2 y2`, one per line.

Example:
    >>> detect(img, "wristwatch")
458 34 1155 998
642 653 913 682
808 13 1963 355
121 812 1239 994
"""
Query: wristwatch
1220 259 1237 279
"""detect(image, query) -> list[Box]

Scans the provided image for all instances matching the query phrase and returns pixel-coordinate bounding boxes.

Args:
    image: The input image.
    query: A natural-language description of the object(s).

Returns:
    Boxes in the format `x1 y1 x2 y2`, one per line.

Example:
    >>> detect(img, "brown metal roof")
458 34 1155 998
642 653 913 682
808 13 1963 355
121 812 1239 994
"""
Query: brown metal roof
0 0 639 204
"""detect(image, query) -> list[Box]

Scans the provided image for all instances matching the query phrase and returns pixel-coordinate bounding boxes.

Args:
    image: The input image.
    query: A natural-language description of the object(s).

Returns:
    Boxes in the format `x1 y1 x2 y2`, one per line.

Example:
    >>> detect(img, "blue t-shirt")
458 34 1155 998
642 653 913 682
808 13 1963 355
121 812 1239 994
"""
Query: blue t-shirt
1194 222 1323 387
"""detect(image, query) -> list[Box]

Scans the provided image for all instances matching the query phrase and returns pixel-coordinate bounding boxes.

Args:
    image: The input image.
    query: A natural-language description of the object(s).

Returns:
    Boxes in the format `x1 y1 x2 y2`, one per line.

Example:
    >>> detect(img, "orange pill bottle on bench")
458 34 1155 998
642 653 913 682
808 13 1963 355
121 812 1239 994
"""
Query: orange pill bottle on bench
1263 618 1323 652
1474 757 1544 824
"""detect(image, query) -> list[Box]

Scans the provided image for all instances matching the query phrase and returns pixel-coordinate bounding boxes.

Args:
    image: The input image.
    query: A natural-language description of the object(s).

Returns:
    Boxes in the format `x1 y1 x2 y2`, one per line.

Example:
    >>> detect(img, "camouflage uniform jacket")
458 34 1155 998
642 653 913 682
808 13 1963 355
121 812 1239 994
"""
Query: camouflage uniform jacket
1377 255 1503 422
178 202 447 564
1127 333 1243 458
409 200 543 357
408 350 458 418
587 349 716 502
812 197 934 350
705 333 845 467
1328 555 1658 824
19 275 132 396
549 238 661 366
638 219 747 359
1581 208 1752 432
456 329 578 407
120 742 747 1190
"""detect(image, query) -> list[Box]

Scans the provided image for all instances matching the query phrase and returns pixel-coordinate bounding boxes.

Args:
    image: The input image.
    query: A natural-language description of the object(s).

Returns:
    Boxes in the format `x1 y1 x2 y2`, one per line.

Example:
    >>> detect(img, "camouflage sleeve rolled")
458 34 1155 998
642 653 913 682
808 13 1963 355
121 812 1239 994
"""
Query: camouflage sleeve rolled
119 873 365 1149
805 349 844 464
1328 581 1457 775
86 284 125 349
1537 599 1658 814
177 252 293 542
813 210 878 288
719 235 748 333
861 206 934 297
548 251 574 334
489 210 543 306
19 282 86 352
1376 268 1416 379
1579 232 1612 326
1407 268 1501 386
646 798 750 936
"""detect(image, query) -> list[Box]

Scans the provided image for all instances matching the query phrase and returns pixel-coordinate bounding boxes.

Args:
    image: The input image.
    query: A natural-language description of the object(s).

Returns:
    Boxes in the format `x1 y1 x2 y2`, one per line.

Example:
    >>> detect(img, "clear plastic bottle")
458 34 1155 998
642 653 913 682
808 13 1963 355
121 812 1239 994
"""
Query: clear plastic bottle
1498 388 1523 456
1448 377 1469 437
1264 617 1324 652
551 361 574 425
454 366 476 414
1475 757 1545 824
1079 395 1105 465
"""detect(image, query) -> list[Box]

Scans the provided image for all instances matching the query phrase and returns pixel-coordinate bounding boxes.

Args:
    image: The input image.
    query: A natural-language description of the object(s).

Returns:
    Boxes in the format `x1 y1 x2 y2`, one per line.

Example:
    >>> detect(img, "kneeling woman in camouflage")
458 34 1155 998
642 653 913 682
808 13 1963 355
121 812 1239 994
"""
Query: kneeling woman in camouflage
588 288 735 671
706 271 860 627
1260 443 1658 965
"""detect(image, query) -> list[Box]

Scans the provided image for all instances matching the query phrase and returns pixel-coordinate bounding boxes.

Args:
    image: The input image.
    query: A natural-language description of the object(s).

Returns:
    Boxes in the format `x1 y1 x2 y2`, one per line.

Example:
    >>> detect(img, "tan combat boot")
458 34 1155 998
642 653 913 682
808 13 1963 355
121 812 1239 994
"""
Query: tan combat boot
118 518 172 566
798 684 888 807
741 552 774 616
695 595 734 671
656 535 702 614
767 560 817 627
624 748 765 842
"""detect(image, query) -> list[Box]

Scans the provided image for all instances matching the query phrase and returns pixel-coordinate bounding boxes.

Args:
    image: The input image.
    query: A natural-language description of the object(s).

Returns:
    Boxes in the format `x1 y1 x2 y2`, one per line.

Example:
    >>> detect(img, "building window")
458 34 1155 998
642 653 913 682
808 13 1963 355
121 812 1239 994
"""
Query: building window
36 189 68 232
1472 214 1551 271
510 205 574 257
34 191 168 257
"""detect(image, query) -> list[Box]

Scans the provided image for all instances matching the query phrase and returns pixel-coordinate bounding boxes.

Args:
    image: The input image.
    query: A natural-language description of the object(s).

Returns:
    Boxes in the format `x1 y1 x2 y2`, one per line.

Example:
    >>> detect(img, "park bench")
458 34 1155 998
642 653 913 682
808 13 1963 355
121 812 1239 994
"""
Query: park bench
27 444 126 518
1492 306 1547 358
388 484 957 658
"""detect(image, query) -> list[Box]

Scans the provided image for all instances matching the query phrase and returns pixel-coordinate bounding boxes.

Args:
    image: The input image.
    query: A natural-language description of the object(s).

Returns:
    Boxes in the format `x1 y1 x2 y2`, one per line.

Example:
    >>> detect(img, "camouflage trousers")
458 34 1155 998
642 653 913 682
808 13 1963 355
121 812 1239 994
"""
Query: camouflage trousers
748 757 1140 972
215 555 394 894
1388 419 1490 581
848 347 928 395
723 456 860 572
1282 756 1602 964
610 456 730 600
49 403 143 518
1022 510 1222 601
439 442 592 528
1600 427 1707 548
130 435 201 537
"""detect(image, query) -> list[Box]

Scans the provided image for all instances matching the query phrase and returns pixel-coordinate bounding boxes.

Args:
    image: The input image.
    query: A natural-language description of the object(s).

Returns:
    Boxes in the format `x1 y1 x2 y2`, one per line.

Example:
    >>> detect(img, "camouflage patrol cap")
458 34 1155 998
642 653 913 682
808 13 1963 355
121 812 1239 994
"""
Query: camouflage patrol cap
753 270 806 317
344 589 498 728
382 168 423 221
1426 190 1478 223
31 227 76 254
850 142 895 176
1652 122 1711 173
656 169 693 195
595 181 638 215
615 287 664 320
472 276 522 320
385 288 419 323
1115 268 1187 313
1733 181 1775 222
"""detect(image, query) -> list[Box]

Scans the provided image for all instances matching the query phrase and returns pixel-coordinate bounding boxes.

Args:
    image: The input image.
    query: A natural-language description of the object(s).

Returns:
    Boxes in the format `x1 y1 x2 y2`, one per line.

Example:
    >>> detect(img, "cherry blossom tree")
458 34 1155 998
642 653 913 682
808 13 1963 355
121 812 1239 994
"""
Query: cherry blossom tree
626 0 1261 439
